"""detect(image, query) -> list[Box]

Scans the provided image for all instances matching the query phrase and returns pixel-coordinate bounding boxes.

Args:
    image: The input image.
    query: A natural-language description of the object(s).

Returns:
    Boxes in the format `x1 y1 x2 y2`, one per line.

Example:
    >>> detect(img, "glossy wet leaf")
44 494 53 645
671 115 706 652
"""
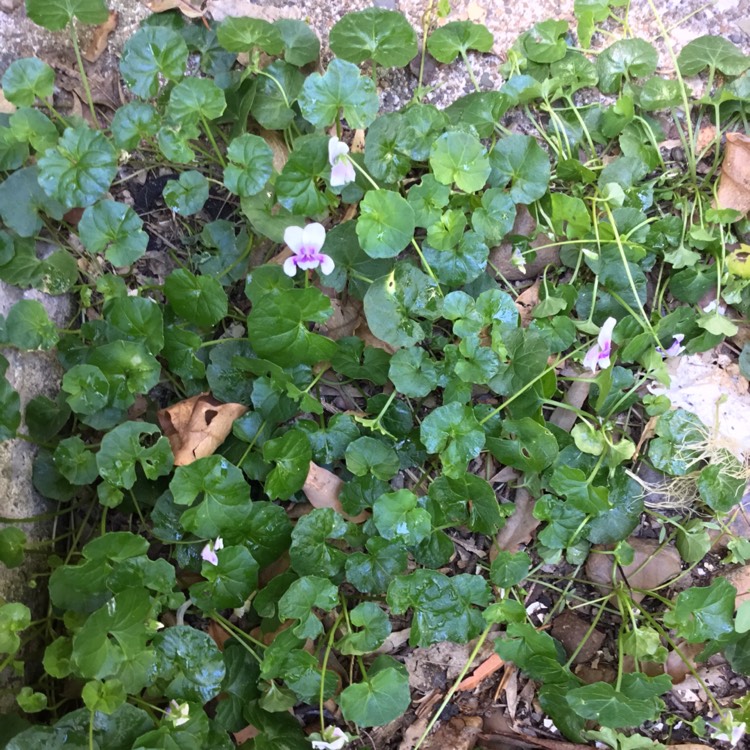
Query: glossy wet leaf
522 19 568 63
78 200 148 266
424 230 489 287
339 656 410 727
427 20 493 63
253 61 304 131
346 436 400 481
120 26 188 98
430 130 490 193
597 38 658 94
487 417 558 473
338 602 391 655
373 489 432 546
26 0 108 30
53 436 98 485
299 59 379 129
38 126 117 209
224 134 274 197
346 537 408 595
408 175 451 228
697 462 746 513
163 171 209 216
96 421 174 489
163 268 227 327
491 550 531 587
420 402 485 478
489 134 550 204
663 578 737 643
1 58 54 106
262 429 312 500
329 7 417 66
191 545 259 610
289 507 349 579
356 190 415 258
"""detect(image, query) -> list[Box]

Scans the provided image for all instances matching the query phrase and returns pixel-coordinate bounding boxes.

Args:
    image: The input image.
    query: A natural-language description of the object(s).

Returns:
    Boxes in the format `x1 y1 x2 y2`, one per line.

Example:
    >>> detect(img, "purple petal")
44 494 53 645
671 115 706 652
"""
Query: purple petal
330 159 356 187
201 544 218 566
582 343 601 373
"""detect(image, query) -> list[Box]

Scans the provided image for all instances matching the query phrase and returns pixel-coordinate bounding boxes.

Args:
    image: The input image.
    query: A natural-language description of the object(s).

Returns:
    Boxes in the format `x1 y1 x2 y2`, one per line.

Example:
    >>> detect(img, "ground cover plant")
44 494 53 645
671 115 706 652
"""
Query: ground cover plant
2 0 750 747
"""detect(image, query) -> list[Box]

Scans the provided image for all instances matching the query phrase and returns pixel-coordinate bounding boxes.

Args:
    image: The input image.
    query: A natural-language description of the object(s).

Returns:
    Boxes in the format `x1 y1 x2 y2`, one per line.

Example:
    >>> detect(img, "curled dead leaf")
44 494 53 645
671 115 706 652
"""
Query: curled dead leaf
83 11 118 63
492 487 539 556
144 0 204 18
322 297 363 341
157 392 248 466
514 280 540 327
716 132 750 214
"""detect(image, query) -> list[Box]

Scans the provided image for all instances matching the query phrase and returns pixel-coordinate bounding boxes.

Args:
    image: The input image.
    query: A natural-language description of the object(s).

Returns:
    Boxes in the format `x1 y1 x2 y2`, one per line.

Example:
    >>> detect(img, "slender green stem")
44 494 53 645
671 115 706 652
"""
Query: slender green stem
320 611 343 732
69 22 97 123
460 50 481 92
200 115 226 168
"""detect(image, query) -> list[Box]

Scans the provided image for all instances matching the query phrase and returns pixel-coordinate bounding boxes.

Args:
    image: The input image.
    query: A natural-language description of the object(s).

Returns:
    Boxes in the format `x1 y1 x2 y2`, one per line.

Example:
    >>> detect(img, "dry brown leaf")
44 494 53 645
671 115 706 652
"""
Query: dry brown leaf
157 392 248 465
354 318 398 354
515 280 540 327
302 462 367 523
83 11 118 63
549 377 590 433
492 487 539 556
550 610 605 665
716 132 750 214
723 565 750 606
586 538 681 603
456 652 504 692
232 724 260 744
696 125 718 154
322 297 363 340
421 716 483 750
257 127 288 172
144 0 204 18
0 89 16 114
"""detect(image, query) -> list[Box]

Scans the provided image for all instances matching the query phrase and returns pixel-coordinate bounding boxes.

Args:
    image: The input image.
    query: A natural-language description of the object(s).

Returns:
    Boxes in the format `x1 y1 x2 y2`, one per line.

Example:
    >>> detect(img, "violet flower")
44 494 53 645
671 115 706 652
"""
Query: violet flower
166 700 190 726
660 333 685 358
582 316 617 373
200 536 224 566
328 136 356 187
311 726 349 750
283 223 334 277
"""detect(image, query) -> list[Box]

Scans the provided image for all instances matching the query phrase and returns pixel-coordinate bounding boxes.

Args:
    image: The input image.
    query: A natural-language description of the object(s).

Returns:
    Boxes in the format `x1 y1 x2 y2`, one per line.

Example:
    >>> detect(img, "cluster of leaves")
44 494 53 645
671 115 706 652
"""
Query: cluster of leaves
2 0 750 747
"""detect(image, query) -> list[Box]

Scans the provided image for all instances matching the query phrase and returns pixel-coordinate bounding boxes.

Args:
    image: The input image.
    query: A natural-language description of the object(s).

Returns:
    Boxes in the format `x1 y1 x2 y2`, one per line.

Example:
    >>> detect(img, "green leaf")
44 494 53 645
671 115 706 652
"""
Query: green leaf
427 20 493 63
17 686 48 713
275 19 320 66
338 602 391 655
153 626 225 703
0 166 64 237
62 363 109 415
275 135 329 215
420 402 485 478
330 8 417 66
253 61 304 131
81 679 125 715
120 26 188 98
424 230 489 287
170 456 251 539
163 171 209 216
111 102 160 150
0 527 26 568
567 681 663 728
262 429 311 500
677 35 750 76
363 262 440 348
298 413 360 464
224 134 274 197
299 58 379 129
191 545 259 610
96 421 174 489
389 347 438 398
345 436 400 481
278 575 338 639
78 200 148 266
216 16 283 54
6 299 59 350
636 76 682 111
346 537 408 595
1 58 54 106
697 462 745 513
387 570 489 646
289 507 349 579
339 655 411 727
471 188 516 243
663 578 737 643
373 489 432 546
103 294 164 355
430 130 490 193
491 550 531 587
247 286 336 367
38 126 117 209
521 19 568 63
356 190 415 258
487 417 558 473
428 472 503 534
163 268 228 327
53 436 98 485
0 602 30 655
489 134 550 203
364 113 413 184
408 174 451 228
26 0 108 30
167 77 226 123
597 38 658 93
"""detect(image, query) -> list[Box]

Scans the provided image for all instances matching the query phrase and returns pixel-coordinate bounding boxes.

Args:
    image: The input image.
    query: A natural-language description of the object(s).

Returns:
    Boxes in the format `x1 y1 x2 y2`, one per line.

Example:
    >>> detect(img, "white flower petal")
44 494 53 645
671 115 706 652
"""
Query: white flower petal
598 316 617 348
330 160 355 187
284 225 305 254
282 256 297 276
319 254 335 275
328 136 349 165
303 222 326 252
582 343 601 373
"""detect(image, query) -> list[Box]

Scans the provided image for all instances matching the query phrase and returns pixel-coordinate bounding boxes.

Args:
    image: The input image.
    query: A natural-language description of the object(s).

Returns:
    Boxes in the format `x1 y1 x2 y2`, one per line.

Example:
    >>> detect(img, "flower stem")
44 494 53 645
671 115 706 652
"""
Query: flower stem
69 22 97 124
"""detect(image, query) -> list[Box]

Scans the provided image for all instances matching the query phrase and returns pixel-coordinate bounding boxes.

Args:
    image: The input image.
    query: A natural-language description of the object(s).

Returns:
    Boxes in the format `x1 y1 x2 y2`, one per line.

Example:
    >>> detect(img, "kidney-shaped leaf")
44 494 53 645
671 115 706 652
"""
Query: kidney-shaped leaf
1 58 55 106
27 0 108 31
120 26 188 99
597 38 658 94
427 20 493 64
339 655 410 727
224 134 274 197
677 35 750 77
163 267 228 327
330 7 417 66
78 200 148 266
216 16 283 55
420 402 485 478
430 130 490 193
356 190 415 258
489 134 550 204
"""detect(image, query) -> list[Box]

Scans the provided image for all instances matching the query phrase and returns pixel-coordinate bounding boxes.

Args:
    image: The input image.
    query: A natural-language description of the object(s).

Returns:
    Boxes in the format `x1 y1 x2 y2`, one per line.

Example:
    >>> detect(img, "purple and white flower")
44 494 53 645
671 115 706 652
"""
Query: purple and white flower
200 536 224 566
511 247 526 275
166 700 190 727
311 726 349 750
283 223 334 277
328 136 356 187
582 316 617 373
659 333 685 358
